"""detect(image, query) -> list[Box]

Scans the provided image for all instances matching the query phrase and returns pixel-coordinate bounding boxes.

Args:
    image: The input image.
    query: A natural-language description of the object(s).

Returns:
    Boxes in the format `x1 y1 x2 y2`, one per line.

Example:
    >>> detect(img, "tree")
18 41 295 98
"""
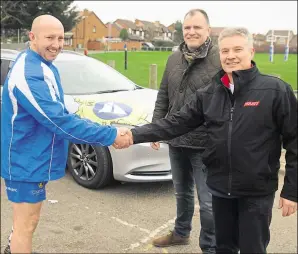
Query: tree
1 1 80 31
120 28 128 41
173 20 183 44
0 1 30 29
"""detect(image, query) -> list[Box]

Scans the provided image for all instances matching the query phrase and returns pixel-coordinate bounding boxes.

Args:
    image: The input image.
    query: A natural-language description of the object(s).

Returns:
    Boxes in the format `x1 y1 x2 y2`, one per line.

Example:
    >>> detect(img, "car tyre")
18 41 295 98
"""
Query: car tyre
67 144 114 189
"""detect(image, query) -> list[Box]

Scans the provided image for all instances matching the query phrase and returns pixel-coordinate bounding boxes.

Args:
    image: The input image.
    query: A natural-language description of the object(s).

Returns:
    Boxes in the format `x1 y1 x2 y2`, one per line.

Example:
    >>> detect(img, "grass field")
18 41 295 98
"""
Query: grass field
91 51 297 90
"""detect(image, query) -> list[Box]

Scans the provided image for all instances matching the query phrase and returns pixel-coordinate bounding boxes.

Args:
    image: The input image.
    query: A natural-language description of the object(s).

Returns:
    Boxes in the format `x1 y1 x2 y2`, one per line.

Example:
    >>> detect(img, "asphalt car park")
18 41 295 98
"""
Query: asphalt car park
1 155 297 253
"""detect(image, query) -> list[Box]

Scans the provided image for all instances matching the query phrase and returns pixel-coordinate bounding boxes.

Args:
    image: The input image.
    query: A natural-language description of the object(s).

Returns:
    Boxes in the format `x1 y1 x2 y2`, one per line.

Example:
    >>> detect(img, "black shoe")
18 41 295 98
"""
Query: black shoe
4 245 10 254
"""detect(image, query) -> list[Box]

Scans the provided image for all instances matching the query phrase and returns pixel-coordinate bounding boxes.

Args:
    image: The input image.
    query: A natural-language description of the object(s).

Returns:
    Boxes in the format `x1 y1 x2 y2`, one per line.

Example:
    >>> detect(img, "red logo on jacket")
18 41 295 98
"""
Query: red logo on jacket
244 101 260 107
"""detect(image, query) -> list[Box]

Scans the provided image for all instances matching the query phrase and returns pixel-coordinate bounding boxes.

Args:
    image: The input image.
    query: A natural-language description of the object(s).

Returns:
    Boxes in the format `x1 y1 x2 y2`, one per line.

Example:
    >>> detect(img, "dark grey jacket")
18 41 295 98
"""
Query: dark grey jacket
152 42 221 149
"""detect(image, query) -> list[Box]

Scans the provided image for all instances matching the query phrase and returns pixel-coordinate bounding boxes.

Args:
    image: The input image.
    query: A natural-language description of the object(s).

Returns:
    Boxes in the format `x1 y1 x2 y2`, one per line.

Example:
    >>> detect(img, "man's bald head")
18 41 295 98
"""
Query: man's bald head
31 15 64 35
29 15 65 62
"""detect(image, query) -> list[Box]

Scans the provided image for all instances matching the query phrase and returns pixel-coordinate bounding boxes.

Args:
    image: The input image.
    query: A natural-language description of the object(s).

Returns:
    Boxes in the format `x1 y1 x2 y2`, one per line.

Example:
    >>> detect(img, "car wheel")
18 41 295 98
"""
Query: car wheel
67 144 113 189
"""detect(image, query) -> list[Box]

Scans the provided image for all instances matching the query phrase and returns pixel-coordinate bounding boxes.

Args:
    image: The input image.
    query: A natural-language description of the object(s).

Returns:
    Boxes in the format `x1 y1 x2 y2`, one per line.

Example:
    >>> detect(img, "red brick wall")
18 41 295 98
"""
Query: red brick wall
87 41 102 50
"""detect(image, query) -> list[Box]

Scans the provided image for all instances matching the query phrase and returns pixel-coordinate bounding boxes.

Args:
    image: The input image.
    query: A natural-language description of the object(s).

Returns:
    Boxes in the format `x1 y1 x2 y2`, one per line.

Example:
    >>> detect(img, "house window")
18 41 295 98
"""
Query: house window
64 38 73 46
278 38 286 44
266 35 276 42
93 26 96 33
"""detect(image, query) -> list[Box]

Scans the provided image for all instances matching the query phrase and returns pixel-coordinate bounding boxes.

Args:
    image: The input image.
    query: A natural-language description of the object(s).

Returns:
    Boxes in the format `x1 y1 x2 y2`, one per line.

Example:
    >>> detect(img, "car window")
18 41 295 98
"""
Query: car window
1 59 11 87
54 56 136 95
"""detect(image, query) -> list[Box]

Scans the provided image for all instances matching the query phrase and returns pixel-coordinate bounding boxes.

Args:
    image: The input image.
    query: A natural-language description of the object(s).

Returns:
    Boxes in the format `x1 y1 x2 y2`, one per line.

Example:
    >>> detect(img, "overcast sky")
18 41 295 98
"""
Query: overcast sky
73 1 297 34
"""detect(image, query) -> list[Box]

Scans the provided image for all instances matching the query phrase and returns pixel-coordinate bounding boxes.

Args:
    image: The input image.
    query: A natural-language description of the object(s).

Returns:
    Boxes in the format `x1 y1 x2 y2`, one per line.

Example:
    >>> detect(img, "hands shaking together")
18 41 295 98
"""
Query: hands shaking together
113 127 162 150
113 127 134 149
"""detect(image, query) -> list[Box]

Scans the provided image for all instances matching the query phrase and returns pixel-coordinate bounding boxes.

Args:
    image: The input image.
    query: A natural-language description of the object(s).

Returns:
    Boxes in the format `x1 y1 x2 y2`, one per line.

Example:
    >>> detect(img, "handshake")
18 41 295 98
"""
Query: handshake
113 127 134 149
112 127 161 150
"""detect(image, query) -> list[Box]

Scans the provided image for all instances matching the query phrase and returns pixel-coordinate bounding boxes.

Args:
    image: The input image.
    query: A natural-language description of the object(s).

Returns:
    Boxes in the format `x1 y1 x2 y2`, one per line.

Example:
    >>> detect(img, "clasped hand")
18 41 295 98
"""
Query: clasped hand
113 127 133 149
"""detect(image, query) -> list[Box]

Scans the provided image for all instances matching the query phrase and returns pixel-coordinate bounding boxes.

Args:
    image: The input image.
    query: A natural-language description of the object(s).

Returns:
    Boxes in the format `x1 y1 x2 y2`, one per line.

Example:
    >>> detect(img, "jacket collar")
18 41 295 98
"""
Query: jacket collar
26 48 53 66
213 61 259 91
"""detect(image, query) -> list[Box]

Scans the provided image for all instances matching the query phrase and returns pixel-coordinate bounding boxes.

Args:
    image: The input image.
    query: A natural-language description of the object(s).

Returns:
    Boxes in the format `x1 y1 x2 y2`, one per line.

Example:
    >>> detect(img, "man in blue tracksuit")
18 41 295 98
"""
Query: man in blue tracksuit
1 15 131 253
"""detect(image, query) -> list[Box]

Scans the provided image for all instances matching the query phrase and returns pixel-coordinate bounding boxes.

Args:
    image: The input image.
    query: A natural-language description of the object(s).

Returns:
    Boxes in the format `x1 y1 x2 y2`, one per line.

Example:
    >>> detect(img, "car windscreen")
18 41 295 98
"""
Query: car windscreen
54 56 136 95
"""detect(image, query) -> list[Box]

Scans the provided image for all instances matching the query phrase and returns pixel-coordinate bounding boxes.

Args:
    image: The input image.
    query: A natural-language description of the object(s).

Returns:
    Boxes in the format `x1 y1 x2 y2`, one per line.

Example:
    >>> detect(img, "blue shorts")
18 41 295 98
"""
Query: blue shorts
4 180 48 203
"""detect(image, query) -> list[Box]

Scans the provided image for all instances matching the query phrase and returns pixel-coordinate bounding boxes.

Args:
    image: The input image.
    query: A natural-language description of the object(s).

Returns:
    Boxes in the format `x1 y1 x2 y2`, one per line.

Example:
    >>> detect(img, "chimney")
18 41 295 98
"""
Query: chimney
83 9 89 17
135 19 142 27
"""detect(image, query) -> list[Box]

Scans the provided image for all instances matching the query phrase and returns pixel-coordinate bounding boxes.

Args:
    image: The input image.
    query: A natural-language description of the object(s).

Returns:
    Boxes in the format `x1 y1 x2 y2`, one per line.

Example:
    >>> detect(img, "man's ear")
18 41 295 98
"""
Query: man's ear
207 27 211 36
251 47 255 59
28 31 35 41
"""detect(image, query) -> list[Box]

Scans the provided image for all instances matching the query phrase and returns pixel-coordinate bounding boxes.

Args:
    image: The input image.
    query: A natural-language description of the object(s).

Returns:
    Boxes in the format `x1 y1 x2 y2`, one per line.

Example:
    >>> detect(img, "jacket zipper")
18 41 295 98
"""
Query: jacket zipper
227 104 235 195
223 86 235 196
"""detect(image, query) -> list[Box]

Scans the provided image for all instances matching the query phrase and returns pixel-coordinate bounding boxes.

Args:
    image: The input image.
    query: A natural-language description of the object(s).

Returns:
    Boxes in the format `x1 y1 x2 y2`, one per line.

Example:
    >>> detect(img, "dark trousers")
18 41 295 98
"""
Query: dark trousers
212 193 275 253
169 146 216 253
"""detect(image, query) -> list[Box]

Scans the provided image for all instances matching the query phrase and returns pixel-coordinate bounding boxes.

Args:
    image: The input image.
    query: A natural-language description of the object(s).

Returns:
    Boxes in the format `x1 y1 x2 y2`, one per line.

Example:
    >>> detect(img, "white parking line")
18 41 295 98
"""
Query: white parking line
124 217 175 252
111 217 151 234
123 204 200 252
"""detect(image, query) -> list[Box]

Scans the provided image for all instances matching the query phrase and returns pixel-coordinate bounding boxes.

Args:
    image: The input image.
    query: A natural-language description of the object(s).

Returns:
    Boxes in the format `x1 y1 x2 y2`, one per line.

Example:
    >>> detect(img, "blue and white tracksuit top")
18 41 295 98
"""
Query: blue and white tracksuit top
1 49 117 182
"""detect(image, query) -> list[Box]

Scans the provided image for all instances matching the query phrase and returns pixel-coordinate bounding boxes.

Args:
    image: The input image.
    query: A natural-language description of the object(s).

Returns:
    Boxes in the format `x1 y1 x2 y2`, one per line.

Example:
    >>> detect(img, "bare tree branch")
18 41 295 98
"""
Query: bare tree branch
1 1 30 25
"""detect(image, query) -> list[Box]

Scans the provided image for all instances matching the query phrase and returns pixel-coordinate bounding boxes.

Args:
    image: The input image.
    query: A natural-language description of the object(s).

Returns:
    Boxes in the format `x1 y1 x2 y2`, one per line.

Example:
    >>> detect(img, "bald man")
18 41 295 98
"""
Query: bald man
1 15 131 253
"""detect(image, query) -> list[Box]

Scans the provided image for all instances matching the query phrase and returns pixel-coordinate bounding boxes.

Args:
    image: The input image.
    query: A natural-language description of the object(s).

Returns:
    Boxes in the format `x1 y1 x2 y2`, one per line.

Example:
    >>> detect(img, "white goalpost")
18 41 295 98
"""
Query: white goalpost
284 30 290 62
269 30 274 63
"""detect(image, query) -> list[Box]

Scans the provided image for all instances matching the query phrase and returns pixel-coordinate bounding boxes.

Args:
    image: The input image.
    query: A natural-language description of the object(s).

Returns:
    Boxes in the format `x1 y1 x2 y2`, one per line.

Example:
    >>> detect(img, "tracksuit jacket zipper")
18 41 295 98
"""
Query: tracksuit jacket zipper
225 88 235 196
228 104 235 195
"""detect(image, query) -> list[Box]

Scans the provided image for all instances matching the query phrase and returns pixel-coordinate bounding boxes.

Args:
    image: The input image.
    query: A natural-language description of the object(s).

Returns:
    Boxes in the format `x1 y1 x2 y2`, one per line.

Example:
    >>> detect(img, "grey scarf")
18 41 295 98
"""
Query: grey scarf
180 37 212 64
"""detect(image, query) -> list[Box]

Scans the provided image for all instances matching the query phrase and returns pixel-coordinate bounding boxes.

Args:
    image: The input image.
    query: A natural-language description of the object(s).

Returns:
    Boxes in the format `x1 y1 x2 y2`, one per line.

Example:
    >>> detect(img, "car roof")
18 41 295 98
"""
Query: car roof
0 49 87 62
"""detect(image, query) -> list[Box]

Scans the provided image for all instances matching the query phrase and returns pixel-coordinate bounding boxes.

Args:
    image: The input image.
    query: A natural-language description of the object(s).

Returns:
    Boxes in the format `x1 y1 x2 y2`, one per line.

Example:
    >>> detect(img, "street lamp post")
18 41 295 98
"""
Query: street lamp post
124 43 127 70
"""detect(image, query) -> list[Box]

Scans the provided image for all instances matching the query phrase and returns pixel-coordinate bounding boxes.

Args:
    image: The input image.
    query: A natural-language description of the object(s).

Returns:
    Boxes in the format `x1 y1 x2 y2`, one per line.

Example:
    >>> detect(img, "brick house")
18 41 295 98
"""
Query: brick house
289 34 297 52
253 33 266 46
114 19 144 41
105 22 122 38
168 23 176 33
210 27 225 45
265 30 294 45
64 9 107 49
135 19 172 41
167 23 176 41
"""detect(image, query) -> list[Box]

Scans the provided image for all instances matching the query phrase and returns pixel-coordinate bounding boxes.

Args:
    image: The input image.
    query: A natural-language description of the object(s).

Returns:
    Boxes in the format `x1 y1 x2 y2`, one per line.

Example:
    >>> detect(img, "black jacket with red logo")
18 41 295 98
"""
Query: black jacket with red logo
131 63 297 201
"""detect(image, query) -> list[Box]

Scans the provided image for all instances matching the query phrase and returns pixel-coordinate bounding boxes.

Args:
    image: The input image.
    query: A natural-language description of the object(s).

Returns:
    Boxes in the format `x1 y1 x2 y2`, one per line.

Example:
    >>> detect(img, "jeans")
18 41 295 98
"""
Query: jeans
212 193 275 253
169 145 216 253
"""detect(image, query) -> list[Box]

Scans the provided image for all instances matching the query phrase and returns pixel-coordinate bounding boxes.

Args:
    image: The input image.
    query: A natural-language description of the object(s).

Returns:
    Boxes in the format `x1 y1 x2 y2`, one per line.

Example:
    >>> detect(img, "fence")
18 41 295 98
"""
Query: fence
1 29 28 44
141 47 174 52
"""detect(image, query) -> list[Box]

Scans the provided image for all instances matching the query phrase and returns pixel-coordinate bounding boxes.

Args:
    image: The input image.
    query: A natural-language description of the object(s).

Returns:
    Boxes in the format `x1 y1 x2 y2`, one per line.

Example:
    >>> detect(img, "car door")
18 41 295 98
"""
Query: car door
1 58 13 103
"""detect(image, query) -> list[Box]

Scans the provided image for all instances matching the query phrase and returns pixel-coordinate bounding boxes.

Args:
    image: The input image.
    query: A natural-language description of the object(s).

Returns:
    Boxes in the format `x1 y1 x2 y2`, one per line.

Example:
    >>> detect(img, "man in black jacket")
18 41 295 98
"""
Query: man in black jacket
118 27 297 253
148 9 221 252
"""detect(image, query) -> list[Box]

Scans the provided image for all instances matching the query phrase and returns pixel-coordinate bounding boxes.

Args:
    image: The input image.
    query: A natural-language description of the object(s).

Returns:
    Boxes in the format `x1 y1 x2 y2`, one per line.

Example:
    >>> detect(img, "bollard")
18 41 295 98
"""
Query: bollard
149 64 157 90
107 60 115 69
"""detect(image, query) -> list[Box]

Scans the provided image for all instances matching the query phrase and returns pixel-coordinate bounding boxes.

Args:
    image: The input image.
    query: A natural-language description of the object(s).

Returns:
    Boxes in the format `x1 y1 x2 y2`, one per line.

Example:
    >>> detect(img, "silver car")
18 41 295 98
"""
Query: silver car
1 49 172 189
